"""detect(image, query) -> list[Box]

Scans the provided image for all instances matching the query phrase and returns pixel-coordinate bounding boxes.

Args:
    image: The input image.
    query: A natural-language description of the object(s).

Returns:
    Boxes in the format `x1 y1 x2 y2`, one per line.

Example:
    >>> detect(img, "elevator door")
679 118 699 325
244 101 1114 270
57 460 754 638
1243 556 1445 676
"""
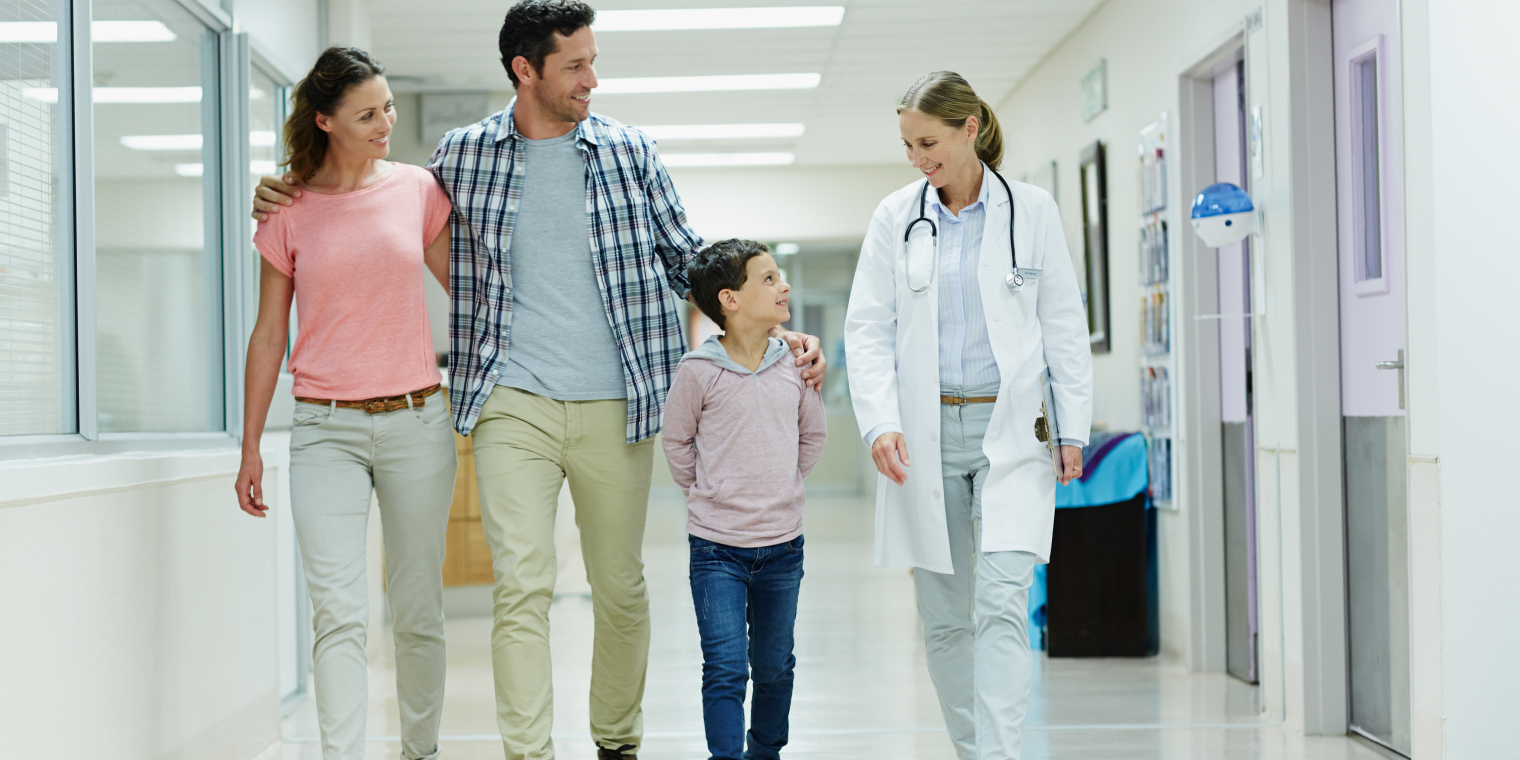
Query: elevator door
1332 0 1410 754
1212 60 1258 685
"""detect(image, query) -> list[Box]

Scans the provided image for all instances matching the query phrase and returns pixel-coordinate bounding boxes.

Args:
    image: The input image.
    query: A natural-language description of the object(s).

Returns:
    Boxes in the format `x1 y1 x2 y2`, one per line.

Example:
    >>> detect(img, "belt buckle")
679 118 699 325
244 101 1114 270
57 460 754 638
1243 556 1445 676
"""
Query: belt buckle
364 398 387 414
947 394 966 406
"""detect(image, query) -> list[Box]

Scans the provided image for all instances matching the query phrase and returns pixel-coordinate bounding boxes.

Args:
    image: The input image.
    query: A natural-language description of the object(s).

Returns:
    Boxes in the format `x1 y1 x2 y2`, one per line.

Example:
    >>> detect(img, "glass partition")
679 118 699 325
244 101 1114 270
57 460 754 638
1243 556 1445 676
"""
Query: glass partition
0 0 75 436
91 0 223 432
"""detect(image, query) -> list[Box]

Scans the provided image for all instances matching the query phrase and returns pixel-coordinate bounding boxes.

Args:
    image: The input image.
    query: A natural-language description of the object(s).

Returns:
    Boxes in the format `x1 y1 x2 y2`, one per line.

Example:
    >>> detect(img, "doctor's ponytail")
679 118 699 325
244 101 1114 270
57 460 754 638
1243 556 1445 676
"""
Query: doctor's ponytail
897 71 1004 171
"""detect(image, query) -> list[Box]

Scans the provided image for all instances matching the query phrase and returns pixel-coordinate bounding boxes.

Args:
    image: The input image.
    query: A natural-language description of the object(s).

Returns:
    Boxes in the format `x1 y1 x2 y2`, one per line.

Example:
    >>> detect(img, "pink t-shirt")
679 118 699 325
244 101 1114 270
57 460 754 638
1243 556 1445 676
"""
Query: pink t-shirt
254 162 450 400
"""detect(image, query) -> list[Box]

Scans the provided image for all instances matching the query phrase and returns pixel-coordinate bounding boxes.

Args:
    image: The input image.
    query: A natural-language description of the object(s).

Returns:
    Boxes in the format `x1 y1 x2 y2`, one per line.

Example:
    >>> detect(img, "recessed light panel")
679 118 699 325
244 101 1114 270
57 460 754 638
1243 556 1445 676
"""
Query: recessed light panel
24 86 202 103
0 20 176 43
594 6 844 32
597 73 819 95
640 123 805 140
175 161 279 177
661 152 795 167
120 132 278 150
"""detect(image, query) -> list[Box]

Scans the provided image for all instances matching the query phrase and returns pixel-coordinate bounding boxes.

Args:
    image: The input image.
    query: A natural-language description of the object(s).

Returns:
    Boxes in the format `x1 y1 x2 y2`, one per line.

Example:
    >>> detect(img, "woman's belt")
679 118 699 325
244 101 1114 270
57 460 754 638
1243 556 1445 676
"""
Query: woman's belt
296 384 442 414
940 394 997 405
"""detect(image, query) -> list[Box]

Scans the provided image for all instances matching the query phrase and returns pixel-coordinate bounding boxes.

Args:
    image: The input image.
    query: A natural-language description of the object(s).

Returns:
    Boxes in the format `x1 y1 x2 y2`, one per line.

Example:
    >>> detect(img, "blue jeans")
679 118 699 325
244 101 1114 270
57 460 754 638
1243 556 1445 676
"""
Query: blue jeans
689 534 805 760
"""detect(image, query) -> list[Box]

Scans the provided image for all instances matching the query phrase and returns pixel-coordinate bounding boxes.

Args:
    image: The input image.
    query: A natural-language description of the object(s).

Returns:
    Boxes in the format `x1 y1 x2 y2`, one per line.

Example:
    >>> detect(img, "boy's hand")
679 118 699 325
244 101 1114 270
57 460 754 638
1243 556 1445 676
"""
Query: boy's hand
252 174 302 222
872 432 910 485
772 328 827 390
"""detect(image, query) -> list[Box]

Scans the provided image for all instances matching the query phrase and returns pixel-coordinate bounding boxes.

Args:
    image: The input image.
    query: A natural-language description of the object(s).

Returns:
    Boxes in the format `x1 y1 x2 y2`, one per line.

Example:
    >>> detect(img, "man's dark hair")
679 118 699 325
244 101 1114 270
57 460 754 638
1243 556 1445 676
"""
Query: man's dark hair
690 239 769 330
499 0 596 88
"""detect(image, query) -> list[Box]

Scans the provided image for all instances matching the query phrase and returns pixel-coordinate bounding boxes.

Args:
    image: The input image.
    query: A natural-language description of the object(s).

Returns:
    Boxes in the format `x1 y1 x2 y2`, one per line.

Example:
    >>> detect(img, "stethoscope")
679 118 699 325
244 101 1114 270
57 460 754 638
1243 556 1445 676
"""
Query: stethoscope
903 163 1024 294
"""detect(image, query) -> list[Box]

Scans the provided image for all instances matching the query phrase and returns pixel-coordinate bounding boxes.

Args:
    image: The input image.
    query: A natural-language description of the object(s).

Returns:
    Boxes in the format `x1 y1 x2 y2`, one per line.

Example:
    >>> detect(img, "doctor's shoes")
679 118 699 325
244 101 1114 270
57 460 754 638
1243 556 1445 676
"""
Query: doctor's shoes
597 745 637 760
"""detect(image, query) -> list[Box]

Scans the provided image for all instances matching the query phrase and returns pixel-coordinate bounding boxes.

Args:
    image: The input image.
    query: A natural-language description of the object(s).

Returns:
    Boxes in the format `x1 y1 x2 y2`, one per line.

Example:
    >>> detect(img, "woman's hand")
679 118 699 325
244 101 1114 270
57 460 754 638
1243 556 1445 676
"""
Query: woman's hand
1058 445 1083 486
872 432 911 485
235 450 268 518
771 328 827 390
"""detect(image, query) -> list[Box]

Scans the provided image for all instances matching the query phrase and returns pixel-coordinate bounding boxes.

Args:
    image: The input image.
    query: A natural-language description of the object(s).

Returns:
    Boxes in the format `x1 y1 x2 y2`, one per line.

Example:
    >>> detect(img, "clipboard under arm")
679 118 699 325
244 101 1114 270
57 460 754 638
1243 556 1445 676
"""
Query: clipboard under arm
1036 367 1064 478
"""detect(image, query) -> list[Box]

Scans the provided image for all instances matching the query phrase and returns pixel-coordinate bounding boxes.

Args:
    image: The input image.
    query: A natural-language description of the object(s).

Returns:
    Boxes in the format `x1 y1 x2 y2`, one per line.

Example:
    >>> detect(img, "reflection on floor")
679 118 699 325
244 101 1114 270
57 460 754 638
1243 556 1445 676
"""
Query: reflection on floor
280 495 1389 760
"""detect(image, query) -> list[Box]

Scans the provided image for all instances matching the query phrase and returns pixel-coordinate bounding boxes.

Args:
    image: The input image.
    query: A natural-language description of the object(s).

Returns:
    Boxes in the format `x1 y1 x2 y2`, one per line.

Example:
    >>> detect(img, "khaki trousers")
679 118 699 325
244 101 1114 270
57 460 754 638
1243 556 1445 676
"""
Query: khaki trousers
472 386 655 760
288 397 458 760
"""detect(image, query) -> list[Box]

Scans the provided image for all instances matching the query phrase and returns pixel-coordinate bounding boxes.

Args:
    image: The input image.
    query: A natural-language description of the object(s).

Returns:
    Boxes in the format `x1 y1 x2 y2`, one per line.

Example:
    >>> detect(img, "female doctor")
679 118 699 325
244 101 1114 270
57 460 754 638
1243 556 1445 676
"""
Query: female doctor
845 71 1093 760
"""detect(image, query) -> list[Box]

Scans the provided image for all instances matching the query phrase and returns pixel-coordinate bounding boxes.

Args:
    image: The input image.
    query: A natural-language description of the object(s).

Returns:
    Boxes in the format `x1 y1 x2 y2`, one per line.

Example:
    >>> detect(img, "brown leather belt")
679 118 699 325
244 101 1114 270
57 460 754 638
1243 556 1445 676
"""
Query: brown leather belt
296 384 442 414
940 395 997 405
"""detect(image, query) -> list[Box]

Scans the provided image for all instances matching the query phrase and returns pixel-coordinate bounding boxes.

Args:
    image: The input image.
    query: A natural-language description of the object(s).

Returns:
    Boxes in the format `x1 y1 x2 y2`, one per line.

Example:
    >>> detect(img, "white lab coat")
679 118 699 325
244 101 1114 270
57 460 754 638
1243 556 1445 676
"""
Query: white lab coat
845 175 1093 572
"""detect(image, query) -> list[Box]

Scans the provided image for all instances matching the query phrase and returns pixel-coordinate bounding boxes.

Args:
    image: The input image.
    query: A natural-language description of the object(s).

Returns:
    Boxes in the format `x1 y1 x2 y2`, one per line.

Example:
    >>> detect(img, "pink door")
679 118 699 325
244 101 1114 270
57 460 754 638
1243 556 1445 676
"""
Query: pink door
1335 0 1406 413
1333 0 1410 755
1213 60 1259 686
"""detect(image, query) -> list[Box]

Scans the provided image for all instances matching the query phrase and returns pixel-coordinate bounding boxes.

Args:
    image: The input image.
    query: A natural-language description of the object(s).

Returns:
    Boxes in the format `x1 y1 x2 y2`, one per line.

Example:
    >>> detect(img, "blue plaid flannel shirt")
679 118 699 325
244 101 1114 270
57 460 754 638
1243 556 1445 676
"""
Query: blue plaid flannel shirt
427 101 703 442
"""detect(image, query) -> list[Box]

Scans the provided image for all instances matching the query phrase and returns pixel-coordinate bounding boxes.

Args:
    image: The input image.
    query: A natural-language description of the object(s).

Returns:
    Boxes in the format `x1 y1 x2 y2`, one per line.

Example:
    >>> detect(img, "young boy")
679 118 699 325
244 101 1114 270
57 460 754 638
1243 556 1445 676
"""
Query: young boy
662 239 827 760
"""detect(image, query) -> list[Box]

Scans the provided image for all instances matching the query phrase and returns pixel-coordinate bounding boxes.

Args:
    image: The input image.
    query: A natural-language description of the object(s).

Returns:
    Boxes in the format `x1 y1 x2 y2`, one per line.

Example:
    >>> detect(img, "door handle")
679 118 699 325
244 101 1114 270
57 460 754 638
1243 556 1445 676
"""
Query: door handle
1374 349 1405 410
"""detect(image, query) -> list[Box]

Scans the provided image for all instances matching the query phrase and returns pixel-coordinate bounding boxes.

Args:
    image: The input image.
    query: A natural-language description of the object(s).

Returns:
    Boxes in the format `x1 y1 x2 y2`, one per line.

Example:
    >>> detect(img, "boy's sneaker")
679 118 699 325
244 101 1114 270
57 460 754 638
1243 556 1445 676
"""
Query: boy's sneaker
597 745 637 760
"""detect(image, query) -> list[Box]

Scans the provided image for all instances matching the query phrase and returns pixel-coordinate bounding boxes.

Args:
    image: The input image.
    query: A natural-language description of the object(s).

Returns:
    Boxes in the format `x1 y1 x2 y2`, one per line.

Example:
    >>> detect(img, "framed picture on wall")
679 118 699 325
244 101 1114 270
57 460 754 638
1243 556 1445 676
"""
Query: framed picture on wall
1080 140 1111 353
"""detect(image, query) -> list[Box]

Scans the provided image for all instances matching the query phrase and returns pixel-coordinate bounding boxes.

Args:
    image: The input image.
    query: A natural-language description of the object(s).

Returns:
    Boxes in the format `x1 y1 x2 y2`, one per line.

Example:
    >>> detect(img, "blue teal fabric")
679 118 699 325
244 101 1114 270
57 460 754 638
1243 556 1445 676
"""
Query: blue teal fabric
1055 433 1149 509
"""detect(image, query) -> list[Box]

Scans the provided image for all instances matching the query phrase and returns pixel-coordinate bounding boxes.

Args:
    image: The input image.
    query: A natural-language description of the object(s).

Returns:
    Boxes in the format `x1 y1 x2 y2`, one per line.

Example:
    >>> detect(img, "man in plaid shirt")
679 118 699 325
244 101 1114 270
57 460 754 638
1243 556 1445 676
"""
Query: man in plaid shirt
255 3 825 759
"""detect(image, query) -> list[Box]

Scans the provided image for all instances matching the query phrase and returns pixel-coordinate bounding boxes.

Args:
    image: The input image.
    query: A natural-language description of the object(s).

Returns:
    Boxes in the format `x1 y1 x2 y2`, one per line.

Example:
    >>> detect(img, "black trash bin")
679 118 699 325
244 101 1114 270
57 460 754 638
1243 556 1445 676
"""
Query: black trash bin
1044 491 1159 657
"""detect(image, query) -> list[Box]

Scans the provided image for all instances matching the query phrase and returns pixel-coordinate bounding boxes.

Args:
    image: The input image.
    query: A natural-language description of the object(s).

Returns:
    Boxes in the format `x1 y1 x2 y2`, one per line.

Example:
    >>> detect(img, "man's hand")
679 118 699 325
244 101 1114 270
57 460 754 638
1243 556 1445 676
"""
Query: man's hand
872 432 910 485
251 174 302 222
1058 445 1083 486
772 328 827 391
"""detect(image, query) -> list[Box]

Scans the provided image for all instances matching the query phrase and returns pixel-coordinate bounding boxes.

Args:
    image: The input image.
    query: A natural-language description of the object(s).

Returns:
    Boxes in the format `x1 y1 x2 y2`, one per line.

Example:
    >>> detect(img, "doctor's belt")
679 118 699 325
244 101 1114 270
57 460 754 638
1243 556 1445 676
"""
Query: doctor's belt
940 394 997 405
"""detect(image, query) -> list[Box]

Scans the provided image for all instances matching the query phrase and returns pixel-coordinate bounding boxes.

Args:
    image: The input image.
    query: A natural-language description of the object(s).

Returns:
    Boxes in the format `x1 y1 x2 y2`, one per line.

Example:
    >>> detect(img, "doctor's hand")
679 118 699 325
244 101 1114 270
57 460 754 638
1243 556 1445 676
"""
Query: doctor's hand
872 432 911 486
1058 445 1083 486
251 174 302 222
772 328 827 391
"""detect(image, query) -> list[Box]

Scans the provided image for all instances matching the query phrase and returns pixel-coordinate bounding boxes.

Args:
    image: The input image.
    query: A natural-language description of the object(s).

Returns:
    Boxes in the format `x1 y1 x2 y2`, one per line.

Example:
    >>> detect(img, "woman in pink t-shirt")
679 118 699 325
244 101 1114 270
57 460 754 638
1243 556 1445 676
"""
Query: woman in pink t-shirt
234 47 455 760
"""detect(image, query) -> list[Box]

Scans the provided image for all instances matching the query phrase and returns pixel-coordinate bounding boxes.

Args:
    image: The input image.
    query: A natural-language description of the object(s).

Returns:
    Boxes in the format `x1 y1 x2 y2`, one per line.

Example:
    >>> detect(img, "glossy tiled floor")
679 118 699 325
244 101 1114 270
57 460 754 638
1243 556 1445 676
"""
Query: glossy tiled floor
279 495 1390 760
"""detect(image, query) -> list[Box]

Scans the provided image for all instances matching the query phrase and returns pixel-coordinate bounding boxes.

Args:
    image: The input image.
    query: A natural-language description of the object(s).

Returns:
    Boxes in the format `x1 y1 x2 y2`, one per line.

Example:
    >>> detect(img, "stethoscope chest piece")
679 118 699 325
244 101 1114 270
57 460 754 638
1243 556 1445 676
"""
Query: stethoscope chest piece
1006 271 1025 291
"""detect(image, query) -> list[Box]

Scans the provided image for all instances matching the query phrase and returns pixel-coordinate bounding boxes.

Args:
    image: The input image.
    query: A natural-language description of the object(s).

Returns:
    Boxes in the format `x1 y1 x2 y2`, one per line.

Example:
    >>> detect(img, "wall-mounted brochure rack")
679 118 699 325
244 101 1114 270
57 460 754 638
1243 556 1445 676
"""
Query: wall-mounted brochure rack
1137 115 1175 505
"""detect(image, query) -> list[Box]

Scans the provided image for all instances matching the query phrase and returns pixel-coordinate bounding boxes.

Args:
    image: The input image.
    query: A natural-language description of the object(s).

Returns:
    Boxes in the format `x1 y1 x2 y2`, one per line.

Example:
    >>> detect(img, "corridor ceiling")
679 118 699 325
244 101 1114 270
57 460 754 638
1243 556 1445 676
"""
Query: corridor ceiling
371 0 1104 165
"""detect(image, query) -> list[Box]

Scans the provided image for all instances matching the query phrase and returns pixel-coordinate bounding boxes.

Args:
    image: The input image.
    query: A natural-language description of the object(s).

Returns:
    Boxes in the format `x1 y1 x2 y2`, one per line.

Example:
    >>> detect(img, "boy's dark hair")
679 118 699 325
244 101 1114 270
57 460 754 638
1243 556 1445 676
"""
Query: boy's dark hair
690 239 769 330
499 0 597 88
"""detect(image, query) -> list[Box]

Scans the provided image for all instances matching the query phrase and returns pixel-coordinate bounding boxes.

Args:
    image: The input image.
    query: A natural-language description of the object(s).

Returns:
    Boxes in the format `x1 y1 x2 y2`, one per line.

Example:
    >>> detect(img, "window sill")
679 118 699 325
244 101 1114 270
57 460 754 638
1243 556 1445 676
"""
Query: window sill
0 436 245 510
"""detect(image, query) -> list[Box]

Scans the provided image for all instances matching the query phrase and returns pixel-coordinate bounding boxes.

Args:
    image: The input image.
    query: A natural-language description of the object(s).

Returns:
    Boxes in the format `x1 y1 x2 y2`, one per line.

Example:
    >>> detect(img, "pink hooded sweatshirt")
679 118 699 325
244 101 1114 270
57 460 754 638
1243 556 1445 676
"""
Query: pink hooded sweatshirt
662 336 828 548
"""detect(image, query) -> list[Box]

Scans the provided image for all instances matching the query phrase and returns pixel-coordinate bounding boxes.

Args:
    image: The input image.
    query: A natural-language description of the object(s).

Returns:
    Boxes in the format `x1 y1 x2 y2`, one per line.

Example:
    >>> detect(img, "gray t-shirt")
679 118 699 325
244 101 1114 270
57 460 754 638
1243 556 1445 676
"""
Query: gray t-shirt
499 129 626 400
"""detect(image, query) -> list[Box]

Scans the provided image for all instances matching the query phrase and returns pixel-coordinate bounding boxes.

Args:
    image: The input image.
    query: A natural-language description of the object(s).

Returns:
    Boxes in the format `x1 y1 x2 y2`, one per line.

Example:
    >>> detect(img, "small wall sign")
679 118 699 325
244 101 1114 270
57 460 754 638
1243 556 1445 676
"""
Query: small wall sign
1081 59 1107 123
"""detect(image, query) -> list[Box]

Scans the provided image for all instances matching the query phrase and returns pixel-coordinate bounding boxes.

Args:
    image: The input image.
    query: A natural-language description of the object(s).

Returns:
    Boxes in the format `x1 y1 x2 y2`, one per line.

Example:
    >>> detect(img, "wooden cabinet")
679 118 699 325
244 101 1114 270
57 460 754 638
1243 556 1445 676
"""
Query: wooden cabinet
443 433 495 587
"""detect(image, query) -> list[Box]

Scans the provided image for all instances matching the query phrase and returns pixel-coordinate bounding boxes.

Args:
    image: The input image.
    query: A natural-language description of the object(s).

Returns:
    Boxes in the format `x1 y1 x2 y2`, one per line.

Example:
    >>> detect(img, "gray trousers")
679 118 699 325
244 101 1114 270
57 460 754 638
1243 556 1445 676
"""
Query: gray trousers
288 397 458 760
915 384 1039 760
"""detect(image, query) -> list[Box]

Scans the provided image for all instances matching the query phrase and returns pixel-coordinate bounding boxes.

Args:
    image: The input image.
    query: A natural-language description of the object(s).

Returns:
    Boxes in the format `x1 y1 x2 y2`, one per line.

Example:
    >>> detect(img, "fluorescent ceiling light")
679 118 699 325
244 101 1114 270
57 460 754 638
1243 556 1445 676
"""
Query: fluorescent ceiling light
597 73 819 95
640 123 804 140
120 131 277 150
595 6 844 32
93 21 176 42
175 160 278 177
0 20 175 43
121 134 199 150
661 152 795 167
24 86 202 103
775 243 801 255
